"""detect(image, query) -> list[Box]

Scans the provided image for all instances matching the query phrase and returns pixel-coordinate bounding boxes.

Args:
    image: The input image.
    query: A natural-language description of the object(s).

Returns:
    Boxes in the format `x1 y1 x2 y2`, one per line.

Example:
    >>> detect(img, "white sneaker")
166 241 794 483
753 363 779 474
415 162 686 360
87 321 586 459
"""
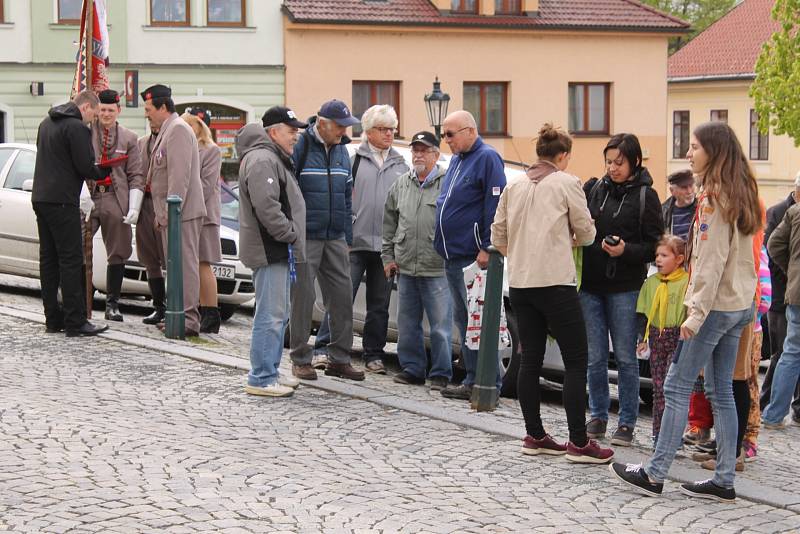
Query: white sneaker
278 372 301 388
244 383 294 397
311 353 329 370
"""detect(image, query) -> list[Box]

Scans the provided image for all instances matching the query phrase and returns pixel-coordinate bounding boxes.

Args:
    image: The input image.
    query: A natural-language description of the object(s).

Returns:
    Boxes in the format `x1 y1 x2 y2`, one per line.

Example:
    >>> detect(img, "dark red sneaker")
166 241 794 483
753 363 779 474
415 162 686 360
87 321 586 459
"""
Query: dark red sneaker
566 439 615 464
521 435 567 456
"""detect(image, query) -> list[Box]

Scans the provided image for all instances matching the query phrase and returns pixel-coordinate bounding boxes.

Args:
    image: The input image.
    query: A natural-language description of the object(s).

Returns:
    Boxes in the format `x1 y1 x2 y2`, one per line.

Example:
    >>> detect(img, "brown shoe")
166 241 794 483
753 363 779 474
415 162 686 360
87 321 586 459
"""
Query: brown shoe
292 364 317 380
325 362 365 381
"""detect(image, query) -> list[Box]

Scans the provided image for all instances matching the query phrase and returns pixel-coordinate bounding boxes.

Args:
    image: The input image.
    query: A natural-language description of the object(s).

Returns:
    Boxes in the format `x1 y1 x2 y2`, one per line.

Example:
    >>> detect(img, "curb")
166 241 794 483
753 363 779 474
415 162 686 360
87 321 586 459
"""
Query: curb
2 304 799 511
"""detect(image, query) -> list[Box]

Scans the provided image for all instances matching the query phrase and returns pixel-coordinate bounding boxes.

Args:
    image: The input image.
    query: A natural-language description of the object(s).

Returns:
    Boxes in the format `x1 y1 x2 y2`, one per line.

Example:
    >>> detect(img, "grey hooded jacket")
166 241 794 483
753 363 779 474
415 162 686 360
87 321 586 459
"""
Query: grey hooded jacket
235 123 306 269
351 141 410 252
382 165 447 277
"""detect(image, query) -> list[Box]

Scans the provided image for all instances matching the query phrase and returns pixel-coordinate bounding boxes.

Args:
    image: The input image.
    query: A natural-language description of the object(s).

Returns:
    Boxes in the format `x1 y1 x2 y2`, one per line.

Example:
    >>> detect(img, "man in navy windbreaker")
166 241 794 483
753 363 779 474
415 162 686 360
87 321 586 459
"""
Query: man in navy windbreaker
434 110 506 401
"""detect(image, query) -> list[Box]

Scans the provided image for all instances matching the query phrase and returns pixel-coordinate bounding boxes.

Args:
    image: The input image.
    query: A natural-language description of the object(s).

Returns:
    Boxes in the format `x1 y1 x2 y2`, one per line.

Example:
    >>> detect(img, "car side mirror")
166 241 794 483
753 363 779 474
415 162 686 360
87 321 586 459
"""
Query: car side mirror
22 179 34 192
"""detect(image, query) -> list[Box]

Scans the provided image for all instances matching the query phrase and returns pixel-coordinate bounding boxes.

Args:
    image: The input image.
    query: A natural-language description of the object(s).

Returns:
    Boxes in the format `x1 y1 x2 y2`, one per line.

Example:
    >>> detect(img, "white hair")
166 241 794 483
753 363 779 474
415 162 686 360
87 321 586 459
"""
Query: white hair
795 170 800 187
360 104 398 132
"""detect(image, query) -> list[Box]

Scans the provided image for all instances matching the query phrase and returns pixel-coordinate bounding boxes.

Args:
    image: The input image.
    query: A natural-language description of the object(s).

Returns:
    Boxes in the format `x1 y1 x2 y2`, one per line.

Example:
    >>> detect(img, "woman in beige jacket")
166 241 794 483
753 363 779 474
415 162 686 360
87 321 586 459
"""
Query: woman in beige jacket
611 121 761 503
492 124 613 464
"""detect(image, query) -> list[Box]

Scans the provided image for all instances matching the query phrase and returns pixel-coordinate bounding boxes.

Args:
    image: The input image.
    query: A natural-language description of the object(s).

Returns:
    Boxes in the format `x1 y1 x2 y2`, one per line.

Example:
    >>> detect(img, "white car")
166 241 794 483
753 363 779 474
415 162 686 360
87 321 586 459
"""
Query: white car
0 143 254 321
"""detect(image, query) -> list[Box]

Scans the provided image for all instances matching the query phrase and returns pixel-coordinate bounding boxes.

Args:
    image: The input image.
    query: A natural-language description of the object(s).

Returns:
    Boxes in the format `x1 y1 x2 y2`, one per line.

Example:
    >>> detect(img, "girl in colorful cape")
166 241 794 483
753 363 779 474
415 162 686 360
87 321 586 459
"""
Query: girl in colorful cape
635 235 689 445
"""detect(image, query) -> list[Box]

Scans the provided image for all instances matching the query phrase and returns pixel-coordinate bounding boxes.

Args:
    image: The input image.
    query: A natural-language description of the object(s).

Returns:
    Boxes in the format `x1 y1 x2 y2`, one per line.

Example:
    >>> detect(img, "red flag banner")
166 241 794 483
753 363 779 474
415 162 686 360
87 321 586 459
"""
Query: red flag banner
71 0 110 97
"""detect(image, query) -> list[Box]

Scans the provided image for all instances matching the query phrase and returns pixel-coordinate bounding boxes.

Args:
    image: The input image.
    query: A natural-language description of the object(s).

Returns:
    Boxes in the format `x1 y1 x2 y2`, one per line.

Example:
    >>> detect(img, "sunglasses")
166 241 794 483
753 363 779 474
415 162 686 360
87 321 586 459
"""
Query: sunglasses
443 127 469 138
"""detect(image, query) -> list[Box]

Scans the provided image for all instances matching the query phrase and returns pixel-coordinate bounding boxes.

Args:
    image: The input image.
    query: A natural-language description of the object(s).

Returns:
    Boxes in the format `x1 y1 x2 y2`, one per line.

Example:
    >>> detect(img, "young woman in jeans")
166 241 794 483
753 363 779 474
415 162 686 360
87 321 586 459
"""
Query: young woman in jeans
610 121 761 502
491 124 614 464
581 134 665 446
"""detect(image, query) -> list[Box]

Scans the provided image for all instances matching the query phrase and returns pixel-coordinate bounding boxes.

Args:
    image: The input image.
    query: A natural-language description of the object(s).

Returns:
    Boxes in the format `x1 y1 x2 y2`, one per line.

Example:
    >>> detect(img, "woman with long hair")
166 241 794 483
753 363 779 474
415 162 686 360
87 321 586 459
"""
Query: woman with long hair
610 121 761 503
181 112 223 333
492 124 614 464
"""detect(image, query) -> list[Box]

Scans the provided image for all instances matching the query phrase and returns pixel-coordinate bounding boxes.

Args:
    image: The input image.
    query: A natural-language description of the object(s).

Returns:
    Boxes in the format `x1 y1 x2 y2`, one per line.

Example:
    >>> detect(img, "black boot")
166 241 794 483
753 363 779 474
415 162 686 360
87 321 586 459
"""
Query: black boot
199 306 221 334
104 264 124 322
143 276 166 325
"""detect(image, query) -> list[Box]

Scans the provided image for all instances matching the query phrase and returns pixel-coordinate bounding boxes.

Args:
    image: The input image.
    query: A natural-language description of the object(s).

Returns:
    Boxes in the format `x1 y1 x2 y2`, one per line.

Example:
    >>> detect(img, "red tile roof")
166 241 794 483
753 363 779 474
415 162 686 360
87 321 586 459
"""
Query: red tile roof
283 0 690 32
668 0 779 79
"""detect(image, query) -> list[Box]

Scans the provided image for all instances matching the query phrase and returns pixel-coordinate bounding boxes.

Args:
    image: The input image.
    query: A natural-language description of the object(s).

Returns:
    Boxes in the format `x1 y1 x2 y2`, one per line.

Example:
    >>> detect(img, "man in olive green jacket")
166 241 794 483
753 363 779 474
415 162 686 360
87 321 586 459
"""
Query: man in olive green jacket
382 131 452 389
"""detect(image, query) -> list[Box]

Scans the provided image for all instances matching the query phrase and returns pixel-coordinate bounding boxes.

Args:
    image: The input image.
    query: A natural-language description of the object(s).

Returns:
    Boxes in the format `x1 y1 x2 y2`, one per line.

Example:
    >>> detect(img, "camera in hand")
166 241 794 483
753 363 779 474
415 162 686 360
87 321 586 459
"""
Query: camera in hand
603 235 621 246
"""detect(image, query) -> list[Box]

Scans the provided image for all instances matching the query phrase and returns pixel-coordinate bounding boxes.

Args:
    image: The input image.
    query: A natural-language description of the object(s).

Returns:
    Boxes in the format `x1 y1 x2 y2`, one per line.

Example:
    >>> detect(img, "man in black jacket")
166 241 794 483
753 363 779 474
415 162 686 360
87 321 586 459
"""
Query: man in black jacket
31 90 109 337
761 178 800 421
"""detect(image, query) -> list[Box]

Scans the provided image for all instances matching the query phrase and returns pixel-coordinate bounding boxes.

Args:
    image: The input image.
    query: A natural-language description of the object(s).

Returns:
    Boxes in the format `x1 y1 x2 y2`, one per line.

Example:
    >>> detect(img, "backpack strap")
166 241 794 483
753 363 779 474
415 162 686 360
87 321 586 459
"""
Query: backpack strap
639 185 646 227
351 154 362 188
294 130 312 180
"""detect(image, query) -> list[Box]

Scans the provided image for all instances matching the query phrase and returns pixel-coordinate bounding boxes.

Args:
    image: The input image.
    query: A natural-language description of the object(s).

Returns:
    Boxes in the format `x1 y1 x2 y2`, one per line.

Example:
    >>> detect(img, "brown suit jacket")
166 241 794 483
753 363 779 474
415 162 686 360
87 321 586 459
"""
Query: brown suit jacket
92 122 144 214
146 113 206 227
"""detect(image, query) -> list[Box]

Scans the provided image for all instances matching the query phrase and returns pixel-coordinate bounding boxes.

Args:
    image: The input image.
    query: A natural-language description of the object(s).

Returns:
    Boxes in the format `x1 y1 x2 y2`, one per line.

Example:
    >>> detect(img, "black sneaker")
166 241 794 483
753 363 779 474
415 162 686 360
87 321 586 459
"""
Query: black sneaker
586 418 607 439
680 479 736 503
608 462 663 497
393 371 425 385
611 425 634 446
429 376 449 391
441 384 472 400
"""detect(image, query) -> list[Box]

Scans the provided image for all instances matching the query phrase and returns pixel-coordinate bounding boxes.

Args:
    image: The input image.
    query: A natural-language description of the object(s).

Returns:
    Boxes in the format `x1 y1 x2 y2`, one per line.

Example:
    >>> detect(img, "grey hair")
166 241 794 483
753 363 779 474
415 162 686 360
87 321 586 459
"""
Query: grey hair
360 105 398 132
795 170 800 187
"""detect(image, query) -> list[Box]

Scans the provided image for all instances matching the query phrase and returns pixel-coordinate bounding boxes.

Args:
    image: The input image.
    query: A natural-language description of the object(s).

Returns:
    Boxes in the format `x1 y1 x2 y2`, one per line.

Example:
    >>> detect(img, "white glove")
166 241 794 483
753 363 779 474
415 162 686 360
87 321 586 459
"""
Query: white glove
80 182 94 223
122 189 144 225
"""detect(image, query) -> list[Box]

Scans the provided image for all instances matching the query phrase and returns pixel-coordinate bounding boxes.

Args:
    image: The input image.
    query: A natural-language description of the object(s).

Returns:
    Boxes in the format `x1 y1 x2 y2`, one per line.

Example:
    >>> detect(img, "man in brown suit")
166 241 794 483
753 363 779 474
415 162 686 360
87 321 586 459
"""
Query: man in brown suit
90 89 145 322
141 84 206 336
136 124 167 325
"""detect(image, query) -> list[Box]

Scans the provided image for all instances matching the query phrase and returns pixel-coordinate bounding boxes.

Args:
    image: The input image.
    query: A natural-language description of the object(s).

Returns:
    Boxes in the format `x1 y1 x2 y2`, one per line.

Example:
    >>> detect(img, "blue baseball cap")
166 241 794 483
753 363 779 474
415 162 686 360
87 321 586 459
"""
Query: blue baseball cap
318 99 360 127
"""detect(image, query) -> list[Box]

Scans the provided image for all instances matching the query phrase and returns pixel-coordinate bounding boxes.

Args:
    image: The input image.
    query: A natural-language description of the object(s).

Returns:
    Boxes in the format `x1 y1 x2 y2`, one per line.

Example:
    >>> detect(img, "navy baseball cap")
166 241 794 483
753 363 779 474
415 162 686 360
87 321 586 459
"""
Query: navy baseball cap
318 99 360 127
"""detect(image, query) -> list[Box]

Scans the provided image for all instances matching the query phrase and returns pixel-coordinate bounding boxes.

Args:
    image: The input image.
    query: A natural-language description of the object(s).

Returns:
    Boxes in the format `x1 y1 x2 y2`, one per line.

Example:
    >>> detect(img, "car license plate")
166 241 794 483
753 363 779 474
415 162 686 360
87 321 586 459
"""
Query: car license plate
212 264 235 280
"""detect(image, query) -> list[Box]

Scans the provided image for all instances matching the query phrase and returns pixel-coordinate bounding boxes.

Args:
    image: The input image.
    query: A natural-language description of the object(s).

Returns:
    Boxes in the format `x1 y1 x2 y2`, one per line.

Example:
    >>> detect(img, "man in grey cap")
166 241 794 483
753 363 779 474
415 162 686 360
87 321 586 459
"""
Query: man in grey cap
236 106 307 397
288 99 365 381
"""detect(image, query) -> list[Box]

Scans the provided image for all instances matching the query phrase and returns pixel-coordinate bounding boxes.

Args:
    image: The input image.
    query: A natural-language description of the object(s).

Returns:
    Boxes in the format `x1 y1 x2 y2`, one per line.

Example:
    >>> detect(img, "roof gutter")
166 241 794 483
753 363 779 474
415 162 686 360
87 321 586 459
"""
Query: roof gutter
668 74 755 83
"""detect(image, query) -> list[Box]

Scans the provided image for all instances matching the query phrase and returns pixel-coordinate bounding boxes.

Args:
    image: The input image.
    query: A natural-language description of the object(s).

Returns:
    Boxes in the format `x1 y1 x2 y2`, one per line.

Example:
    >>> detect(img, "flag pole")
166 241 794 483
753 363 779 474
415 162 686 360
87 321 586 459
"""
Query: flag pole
83 0 95 320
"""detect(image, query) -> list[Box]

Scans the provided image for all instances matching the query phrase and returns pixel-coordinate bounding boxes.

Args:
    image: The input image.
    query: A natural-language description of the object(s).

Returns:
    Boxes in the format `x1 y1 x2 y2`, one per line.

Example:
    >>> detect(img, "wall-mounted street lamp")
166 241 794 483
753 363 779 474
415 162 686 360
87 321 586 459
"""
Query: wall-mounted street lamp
424 76 450 142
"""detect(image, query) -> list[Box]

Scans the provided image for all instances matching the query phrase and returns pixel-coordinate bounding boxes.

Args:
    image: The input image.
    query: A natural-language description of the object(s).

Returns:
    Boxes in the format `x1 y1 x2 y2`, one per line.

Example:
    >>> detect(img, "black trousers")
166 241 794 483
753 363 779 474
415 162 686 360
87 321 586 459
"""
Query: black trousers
33 202 86 330
761 310 800 413
510 285 588 445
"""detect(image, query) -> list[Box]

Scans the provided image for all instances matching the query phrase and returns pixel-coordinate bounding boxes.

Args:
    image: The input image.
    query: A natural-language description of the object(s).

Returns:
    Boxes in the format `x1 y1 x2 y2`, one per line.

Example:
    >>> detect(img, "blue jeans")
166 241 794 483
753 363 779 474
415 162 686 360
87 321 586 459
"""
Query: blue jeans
580 290 640 428
248 263 290 387
315 251 392 362
445 257 502 388
397 274 453 380
645 307 753 489
763 304 800 424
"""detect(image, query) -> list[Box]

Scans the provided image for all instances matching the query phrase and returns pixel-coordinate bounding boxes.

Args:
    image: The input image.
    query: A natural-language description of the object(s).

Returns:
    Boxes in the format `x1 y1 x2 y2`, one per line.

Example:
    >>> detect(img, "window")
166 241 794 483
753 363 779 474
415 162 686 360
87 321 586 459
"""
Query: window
351 81 400 137
672 110 690 159
495 0 521 14
58 0 82 24
208 0 244 26
710 109 728 123
451 0 478 13
4 150 35 190
463 82 508 136
750 109 769 161
150 0 189 26
568 83 609 135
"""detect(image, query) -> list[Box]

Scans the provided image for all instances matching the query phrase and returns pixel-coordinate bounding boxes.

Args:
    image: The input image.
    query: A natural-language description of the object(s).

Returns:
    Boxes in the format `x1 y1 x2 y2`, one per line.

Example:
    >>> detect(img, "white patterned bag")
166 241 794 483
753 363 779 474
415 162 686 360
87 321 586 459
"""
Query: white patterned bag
464 266 510 351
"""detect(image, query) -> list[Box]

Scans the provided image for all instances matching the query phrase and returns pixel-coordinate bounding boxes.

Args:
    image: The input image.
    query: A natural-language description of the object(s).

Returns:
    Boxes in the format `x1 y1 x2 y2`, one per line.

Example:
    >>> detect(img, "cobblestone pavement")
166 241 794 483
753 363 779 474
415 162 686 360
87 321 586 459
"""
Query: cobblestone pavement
2 275 800 532
2 314 800 534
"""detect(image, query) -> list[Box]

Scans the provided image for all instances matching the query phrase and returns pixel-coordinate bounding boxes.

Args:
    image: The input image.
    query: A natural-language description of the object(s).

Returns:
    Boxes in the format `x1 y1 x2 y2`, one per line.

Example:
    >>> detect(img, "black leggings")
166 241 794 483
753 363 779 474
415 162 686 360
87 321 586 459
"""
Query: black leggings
733 379 750 457
510 285 588 446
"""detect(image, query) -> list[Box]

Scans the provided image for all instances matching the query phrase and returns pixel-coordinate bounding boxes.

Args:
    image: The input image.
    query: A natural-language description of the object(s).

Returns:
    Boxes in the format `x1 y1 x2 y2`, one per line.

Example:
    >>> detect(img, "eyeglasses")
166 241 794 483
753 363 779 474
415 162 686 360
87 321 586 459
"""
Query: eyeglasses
443 127 469 138
411 147 435 154
372 127 396 135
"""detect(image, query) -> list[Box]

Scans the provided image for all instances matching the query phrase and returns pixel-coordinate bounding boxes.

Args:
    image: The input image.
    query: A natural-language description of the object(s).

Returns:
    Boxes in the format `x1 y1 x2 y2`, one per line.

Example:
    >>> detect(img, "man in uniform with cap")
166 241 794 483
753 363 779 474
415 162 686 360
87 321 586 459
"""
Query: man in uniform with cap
89 89 145 321
288 99 364 381
236 105 307 397
383 131 452 389
136 121 166 325
141 84 206 336
661 169 696 242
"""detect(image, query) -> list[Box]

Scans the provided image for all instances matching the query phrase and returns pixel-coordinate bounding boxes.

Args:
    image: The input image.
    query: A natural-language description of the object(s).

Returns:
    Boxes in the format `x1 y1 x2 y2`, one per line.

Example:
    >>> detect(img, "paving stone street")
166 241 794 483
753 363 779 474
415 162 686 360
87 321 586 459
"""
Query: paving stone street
2 275 800 533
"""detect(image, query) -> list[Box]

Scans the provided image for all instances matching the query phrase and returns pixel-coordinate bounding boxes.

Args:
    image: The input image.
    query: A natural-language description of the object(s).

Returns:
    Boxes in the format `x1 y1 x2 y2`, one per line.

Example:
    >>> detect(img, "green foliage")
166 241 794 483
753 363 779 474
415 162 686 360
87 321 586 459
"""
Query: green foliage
750 0 800 144
641 0 738 51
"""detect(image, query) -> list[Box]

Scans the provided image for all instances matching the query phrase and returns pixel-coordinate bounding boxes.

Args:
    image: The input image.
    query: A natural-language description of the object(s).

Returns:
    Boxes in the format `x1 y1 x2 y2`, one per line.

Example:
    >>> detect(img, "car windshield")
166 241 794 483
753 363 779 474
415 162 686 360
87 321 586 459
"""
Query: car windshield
220 181 239 222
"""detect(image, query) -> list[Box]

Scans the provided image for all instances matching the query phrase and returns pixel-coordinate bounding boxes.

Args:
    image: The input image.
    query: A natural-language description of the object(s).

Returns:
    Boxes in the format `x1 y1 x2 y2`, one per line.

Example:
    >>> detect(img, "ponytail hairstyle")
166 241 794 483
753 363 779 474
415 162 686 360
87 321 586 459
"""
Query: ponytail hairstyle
657 234 686 259
692 121 761 235
535 123 572 160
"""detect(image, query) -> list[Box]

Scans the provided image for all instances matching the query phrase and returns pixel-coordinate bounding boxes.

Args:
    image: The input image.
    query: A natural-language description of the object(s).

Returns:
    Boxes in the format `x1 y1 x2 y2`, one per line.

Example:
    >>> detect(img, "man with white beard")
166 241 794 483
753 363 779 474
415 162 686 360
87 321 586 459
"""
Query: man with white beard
382 131 453 389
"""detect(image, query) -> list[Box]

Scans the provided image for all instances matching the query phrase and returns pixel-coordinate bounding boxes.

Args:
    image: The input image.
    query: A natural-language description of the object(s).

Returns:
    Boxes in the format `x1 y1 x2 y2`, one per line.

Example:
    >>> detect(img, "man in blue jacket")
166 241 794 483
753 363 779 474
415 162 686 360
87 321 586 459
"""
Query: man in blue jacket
288 99 365 382
434 110 506 401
